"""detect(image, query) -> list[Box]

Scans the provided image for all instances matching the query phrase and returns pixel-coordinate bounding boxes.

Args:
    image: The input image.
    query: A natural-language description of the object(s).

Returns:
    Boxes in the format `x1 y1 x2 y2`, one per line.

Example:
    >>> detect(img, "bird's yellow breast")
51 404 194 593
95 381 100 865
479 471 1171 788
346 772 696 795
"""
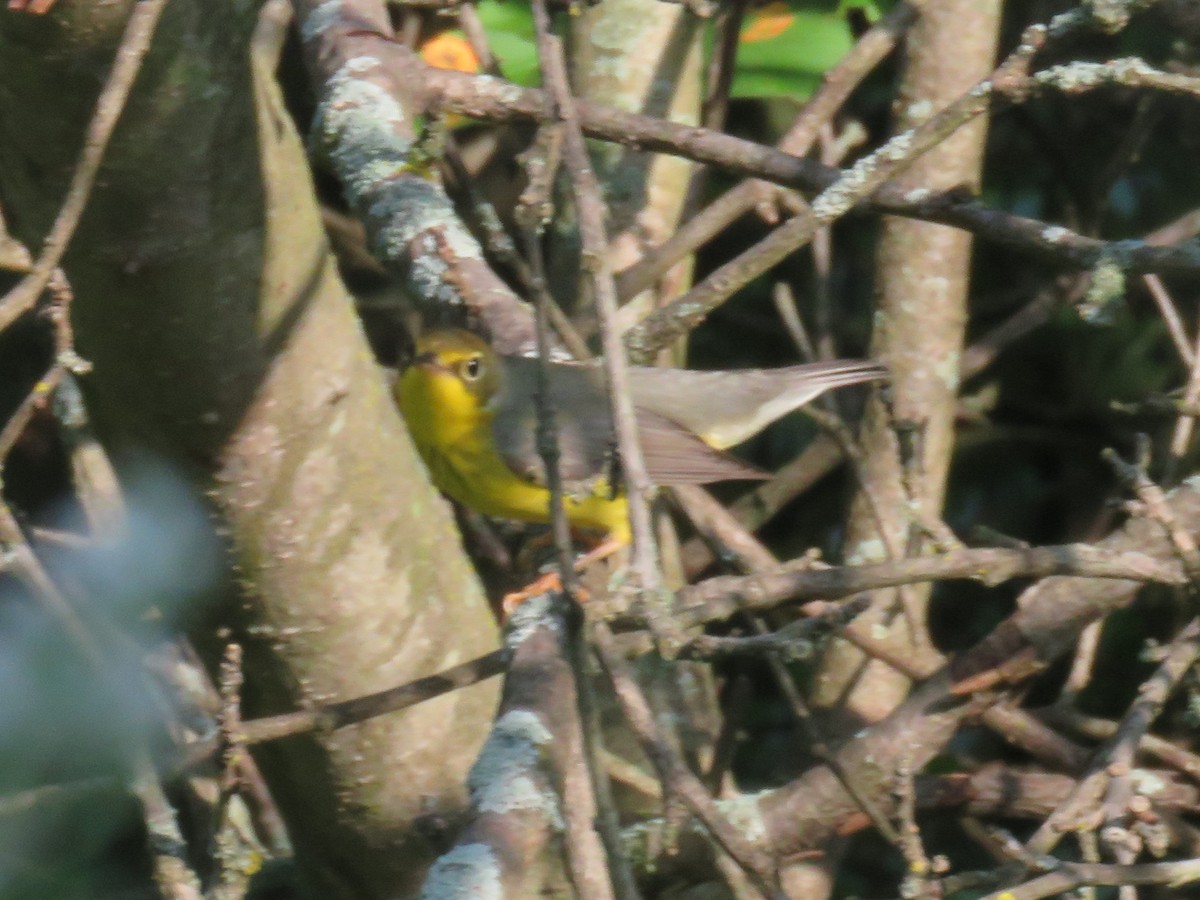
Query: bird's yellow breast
396 362 629 539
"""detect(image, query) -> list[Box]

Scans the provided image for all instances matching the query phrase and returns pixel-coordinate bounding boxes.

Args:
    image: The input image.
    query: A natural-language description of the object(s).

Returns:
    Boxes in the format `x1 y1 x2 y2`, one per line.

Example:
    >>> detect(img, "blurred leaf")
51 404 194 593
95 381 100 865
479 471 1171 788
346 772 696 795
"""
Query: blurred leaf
732 1 886 100
476 0 889 99
477 0 539 87
420 31 482 74
838 0 887 19
741 4 797 43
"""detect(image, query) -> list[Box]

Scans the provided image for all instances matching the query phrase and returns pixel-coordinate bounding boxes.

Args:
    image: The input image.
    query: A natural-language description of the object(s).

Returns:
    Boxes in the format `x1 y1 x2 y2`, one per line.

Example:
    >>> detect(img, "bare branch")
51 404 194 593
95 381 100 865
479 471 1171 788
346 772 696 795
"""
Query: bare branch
0 0 168 334
291 0 537 351
604 543 1184 630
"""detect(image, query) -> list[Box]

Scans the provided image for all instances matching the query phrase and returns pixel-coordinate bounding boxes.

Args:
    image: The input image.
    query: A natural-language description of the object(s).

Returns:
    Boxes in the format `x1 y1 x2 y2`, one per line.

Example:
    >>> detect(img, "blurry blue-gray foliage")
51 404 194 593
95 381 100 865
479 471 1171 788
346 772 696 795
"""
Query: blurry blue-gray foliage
0 459 224 899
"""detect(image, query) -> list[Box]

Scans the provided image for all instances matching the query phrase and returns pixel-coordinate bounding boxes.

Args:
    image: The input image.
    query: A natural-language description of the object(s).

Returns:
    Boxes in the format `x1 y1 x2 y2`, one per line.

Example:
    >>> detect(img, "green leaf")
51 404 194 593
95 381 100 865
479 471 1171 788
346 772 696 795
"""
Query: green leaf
838 0 886 19
476 0 892 101
732 1 887 100
477 0 540 87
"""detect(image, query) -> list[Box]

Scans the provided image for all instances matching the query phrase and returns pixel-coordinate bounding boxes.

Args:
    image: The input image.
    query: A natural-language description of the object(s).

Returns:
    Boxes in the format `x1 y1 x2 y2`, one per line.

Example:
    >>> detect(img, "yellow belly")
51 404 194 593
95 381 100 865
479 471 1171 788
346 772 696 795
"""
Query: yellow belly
396 366 630 540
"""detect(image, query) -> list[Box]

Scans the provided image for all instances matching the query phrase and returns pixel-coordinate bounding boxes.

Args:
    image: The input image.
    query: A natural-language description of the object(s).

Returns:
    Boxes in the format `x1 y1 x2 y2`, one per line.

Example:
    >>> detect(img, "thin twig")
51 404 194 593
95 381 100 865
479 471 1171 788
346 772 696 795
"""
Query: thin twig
1103 441 1200 583
670 484 778 575
680 0 747 221
1040 706 1200 785
518 130 580 597
605 542 1185 631
569 614 642 900
615 3 914 302
676 598 870 662
1164 279 1200 481
700 0 745 132
130 749 204 900
178 648 509 769
516 118 638 900
209 642 261 900
592 622 782 898
978 857 1200 900
0 0 171 333
1023 618 1200 858
1062 620 1104 701
0 502 102 668
0 365 62 462
981 703 1092 774
622 12 1052 360
456 2 499 75
514 125 593 360
678 435 843 576
1144 273 1195 368
528 0 679 648
895 752 934 893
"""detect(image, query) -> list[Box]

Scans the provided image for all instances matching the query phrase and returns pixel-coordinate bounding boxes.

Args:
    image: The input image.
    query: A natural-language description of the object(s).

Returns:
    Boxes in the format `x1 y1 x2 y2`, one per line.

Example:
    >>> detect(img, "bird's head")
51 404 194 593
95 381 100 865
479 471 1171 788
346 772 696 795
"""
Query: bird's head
406 328 501 406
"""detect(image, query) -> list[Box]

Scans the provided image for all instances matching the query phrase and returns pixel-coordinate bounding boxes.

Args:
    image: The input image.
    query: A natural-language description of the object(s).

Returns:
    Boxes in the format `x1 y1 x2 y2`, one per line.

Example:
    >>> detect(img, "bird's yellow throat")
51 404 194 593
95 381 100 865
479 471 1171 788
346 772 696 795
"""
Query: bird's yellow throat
395 334 631 540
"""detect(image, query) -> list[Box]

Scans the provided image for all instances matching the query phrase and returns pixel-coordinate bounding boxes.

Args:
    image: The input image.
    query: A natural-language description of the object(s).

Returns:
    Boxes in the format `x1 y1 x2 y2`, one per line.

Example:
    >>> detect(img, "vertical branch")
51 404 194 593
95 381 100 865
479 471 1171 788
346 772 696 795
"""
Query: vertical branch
1159 277 1200 481
684 0 745 227
592 623 781 897
528 0 678 641
420 597 616 899
517 125 579 595
518 133 639 898
567 0 702 335
701 0 744 132
813 0 1004 728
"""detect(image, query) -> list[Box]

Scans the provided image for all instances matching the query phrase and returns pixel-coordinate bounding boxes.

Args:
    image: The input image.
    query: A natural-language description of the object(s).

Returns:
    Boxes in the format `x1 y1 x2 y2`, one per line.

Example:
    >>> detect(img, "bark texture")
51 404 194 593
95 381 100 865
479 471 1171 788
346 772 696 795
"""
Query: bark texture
813 0 1004 727
0 3 499 896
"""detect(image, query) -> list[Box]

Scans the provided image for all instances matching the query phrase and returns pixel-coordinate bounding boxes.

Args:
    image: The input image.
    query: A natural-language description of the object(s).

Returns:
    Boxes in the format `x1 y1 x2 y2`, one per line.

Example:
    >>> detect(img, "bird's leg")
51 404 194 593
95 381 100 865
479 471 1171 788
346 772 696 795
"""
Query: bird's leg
573 534 627 570
500 535 628 617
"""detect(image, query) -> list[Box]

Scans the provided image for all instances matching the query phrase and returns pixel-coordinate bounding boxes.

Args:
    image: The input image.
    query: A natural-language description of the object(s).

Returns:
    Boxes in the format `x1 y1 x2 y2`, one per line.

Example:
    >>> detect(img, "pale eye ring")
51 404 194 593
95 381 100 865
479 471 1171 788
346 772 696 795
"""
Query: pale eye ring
463 356 482 380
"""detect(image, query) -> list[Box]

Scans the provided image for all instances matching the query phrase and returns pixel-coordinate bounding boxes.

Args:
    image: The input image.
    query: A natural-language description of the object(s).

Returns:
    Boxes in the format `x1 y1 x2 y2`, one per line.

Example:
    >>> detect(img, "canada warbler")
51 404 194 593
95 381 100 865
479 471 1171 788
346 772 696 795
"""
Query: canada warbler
395 328 887 542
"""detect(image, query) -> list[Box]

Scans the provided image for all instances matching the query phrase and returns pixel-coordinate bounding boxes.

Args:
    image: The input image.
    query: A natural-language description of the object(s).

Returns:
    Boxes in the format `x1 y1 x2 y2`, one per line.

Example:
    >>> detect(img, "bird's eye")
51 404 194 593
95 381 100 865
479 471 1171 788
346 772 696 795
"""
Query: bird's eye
462 356 482 380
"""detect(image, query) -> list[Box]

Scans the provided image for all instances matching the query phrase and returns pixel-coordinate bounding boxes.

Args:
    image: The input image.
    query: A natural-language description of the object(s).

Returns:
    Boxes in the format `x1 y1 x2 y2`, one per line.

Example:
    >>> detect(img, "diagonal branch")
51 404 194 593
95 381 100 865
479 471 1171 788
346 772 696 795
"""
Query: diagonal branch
291 0 538 352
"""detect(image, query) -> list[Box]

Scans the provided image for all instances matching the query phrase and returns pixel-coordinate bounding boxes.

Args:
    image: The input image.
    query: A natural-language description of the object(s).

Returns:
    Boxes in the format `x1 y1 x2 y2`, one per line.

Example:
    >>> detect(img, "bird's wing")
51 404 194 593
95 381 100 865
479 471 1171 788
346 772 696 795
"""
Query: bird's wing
492 355 770 490
634 409 768 485
490 356 616 493
628 359 887 449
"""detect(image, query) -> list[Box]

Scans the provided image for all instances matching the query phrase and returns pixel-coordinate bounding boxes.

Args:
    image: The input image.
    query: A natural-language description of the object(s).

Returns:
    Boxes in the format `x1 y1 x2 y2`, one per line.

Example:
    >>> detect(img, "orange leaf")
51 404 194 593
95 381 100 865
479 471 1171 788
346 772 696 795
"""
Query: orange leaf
420 32 481 74
740 2 795 43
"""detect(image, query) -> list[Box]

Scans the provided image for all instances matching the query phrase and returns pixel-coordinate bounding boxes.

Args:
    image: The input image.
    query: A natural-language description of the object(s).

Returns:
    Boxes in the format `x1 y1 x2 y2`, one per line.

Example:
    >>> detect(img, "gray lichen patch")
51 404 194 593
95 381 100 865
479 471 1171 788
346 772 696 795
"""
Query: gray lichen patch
718 790 770 845
317 61 411 202
505 594 560 649
467 710 563 827
419 842 503 900
1035 57 1154 92
812 130 915 221
299 0 342 43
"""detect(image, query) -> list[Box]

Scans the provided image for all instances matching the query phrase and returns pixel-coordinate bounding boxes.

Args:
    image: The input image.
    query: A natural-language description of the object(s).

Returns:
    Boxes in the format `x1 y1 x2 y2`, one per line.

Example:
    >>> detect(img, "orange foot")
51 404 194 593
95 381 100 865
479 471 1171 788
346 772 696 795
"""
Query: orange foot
500 536 627 618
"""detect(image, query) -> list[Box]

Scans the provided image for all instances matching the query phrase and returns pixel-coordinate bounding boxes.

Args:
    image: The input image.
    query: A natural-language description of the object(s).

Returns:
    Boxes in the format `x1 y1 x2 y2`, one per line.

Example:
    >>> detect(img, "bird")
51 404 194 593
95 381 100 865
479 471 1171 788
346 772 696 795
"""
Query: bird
394 328 887 557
